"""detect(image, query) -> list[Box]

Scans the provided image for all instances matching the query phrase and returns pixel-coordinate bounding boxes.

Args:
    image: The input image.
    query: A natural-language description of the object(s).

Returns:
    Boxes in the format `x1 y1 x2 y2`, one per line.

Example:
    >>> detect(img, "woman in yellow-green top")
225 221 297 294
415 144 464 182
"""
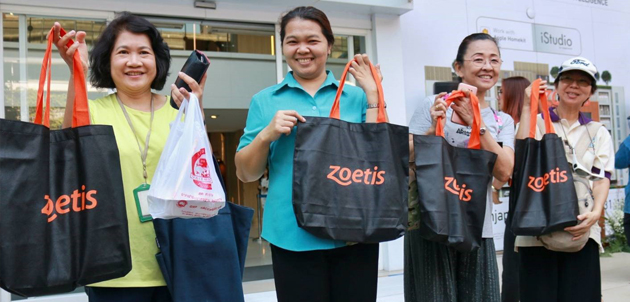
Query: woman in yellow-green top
53 13 206 302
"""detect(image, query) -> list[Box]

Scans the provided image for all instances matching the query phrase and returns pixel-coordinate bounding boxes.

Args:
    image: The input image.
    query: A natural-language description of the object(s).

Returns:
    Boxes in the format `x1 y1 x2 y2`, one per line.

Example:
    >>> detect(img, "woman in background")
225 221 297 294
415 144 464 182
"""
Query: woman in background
493 76 530 302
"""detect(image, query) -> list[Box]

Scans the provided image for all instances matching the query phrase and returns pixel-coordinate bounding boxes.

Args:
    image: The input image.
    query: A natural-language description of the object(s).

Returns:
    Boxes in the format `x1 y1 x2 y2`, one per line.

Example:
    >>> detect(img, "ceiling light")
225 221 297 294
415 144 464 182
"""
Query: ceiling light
210 115 218 119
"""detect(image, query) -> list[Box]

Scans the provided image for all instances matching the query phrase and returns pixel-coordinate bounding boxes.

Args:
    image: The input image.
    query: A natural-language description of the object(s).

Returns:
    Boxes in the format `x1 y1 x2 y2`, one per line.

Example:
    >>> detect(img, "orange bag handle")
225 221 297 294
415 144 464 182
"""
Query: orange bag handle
528 79 554 137
329 60 387 123
435 91 482 150
35 26 89 128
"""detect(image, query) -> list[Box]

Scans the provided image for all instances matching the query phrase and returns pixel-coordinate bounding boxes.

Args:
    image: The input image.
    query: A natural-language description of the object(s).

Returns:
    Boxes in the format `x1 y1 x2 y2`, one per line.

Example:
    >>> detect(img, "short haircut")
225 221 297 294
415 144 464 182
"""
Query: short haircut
280 6 334 47
89 13 171 90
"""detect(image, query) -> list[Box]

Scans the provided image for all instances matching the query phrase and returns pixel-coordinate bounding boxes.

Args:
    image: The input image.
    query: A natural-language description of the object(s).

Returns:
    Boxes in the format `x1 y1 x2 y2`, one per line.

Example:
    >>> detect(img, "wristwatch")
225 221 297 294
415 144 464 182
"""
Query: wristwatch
479 127 487 135
491 185 499 193
367 102 387 109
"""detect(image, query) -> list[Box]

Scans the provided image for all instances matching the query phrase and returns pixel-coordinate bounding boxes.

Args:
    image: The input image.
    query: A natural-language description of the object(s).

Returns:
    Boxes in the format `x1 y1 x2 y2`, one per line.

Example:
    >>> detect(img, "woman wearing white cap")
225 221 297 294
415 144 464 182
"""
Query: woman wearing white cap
514 57 615 302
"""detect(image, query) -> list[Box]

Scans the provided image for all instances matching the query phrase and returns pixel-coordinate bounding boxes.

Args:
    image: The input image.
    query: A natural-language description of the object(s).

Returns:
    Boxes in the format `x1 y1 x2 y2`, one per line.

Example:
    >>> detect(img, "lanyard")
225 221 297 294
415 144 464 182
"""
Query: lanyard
490 107 503 135
116 94 154 184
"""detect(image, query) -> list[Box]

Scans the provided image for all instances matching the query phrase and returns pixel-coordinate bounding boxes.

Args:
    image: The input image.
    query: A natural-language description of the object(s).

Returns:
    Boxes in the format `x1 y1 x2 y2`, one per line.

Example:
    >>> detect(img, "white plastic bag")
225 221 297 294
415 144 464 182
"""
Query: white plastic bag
148 94 225 219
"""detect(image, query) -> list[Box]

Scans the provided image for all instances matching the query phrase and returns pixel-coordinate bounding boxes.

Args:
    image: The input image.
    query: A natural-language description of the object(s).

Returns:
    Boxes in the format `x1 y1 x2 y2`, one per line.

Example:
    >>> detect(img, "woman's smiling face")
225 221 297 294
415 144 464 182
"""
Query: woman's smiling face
109 30 157 94
282 18 331 82
455 39 501 93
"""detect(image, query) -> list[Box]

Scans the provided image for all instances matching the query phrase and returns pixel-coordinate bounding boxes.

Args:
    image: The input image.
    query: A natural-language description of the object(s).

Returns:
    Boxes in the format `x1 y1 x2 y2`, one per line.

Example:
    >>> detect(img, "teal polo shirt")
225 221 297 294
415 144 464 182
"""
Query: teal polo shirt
237 70 367 251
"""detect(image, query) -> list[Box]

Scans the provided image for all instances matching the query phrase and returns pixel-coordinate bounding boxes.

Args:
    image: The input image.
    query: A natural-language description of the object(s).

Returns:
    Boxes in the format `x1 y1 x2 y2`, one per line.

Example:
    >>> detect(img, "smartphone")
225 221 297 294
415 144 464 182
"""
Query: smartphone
451 83 478 125
170 50 210 109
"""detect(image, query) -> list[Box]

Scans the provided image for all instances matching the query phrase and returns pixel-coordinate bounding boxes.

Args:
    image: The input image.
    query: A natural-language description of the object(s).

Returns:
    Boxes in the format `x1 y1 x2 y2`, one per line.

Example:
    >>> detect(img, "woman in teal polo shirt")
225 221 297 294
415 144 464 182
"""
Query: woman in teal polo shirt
235 6 382 302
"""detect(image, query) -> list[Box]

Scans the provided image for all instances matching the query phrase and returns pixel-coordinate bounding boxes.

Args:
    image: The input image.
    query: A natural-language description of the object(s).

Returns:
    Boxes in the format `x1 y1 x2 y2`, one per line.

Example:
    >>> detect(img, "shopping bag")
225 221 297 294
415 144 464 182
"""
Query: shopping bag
153 155 253 302
148 94 225 219
413 91 497 252
0 26 130 297
292 60 409 243
509 79 578 236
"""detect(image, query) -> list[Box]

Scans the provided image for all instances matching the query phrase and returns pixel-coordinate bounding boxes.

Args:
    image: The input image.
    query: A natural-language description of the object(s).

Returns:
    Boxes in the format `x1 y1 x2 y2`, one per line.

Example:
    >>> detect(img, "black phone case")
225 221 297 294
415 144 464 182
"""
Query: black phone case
170 50 210 109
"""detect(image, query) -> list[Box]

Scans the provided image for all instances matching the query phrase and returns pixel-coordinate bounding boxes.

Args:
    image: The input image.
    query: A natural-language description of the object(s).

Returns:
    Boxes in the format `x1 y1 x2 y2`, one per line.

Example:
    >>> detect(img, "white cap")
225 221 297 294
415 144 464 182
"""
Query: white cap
557 57 599 82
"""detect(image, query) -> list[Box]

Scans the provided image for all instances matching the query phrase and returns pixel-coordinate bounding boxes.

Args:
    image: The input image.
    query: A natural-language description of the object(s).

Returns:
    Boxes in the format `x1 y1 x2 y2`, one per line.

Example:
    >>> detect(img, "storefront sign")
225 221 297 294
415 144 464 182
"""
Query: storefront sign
533 24 581 56
478 18 534 52
477 17 582 56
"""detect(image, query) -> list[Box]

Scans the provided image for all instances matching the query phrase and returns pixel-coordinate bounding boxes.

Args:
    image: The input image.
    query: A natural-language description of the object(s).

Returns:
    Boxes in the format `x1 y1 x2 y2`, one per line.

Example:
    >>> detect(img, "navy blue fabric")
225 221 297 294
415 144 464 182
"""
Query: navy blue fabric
153 156 254 302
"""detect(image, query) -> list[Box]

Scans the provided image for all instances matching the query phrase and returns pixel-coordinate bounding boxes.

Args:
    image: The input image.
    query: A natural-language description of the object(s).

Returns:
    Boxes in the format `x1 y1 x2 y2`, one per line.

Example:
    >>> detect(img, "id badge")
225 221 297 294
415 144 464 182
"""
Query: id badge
133 183 152 223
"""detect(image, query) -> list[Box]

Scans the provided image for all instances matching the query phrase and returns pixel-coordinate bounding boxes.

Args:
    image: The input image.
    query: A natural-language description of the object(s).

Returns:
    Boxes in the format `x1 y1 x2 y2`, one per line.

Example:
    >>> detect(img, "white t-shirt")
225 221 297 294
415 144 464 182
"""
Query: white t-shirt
409 95 515 238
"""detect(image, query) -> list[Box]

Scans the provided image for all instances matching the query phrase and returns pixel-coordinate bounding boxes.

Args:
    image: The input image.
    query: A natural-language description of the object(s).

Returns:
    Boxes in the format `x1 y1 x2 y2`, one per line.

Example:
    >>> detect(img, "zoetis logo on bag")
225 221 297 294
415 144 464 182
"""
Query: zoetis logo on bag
527 167 568 192
191 148 213 189
327 165 385 186
41 185 98 223
444 177 472 202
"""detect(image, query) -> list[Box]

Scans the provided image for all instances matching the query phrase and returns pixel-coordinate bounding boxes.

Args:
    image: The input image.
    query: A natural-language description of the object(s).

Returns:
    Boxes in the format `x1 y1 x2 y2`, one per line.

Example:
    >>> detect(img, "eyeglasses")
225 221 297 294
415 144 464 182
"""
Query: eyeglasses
497 88 502 95
464 57 502 68
558 75 592 87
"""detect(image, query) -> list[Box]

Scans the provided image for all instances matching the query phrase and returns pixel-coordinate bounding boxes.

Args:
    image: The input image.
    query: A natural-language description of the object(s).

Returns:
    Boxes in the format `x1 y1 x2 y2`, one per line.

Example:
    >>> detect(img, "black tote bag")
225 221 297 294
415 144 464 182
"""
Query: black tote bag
293 60 409 243
509 79 578 236
153 156 253 302
0 27 130 297
413 91 497 252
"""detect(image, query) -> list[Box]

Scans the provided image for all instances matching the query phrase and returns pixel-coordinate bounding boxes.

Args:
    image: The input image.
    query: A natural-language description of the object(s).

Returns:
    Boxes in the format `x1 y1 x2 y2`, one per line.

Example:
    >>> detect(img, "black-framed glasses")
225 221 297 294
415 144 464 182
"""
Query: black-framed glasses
558 75 592 87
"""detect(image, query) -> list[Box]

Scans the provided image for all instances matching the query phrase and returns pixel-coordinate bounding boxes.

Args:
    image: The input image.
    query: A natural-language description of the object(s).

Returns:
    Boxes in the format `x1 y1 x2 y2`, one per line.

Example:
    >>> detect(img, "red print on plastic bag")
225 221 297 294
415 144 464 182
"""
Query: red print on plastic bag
191 148 213 189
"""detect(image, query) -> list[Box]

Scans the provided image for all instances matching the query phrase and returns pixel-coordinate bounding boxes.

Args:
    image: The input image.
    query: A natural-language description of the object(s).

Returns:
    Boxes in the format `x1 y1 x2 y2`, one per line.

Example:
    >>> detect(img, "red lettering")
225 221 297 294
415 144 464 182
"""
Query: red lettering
42 186 99 223
339 168 352 182
56 195 71 214
85 190 98 209
527 167 569 192
364 169 372 184
444 177 474 202
375 171 386 185
41 195 57 223
352 169 364 183
71 189 81 212
543 173 550 186
327 165 387 186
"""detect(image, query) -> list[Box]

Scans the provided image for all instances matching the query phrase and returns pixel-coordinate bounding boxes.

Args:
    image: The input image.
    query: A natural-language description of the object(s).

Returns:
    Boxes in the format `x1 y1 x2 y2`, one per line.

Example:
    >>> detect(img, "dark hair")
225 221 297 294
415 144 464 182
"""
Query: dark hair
280 6 334 46
501 76 531 124
553 71 597 94
89 13 171 90
454 33 500 66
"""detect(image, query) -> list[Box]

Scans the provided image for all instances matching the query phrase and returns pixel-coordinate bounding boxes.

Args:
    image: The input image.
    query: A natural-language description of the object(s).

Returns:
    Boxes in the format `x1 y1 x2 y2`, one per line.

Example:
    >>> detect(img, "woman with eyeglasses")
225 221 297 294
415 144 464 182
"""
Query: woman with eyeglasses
514 57 615 302
405 33 515 302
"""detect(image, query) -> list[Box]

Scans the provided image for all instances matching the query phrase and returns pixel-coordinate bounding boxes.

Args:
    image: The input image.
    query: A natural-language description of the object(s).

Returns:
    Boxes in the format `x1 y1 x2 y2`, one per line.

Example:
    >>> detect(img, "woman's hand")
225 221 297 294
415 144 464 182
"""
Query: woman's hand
348 54 379 94
171 72 207 110
171 51 209 109
524 80 548 108
428 92 448 133
564 210 601 241
259 110 306 143
451 90 475 126
52 22 88 74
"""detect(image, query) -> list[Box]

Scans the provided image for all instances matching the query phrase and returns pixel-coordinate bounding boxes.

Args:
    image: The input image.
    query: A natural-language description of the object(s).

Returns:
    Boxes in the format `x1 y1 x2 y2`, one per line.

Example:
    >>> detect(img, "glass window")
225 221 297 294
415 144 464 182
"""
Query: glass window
331 35 348 59
3 13 108 127
152 19 275 55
